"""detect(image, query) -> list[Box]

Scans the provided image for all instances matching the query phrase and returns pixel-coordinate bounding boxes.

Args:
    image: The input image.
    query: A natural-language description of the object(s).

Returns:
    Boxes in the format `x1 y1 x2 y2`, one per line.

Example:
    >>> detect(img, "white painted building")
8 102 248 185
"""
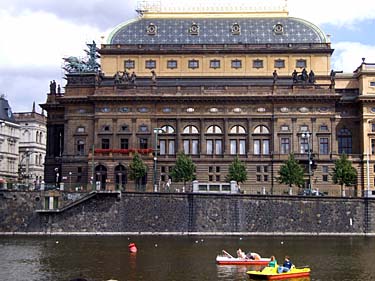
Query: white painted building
13 102 47 188
0 96 20 187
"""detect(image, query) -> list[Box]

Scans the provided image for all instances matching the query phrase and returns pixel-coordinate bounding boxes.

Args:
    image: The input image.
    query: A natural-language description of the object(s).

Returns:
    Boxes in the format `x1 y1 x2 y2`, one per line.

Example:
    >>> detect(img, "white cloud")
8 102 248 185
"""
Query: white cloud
0 10 104 68
332 42 375 72
1 0 374 112
160 0 375 26
288 0 375 26
0 9 106 112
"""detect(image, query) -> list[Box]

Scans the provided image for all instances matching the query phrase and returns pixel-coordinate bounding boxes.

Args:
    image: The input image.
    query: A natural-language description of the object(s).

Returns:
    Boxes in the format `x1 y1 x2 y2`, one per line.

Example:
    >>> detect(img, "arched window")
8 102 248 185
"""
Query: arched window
206 125 223 155
338 128 352 154
206 125 222 134
254 125 270 134
159 126 175 156
183 125 199 134
95 165 107 190
183 125 199 155
230 125 247 155
39 132 43 144
253 125 270 155
36 131 39 143
39 153 43 165
230 125 246 134
115 165 127 191
160 125 175 134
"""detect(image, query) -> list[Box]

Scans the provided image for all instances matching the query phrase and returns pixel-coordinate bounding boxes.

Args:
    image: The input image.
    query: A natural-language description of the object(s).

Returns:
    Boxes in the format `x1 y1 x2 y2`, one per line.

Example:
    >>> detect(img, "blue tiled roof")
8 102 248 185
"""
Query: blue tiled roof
0 97 16 123
109 17 327 45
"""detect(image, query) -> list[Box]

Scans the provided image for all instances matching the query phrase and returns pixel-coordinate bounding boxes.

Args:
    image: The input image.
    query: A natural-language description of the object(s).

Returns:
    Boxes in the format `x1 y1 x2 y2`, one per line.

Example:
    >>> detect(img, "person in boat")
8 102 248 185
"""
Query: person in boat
277 256 293 273
236 248 246 259
268 255 277 267
245 252 261 260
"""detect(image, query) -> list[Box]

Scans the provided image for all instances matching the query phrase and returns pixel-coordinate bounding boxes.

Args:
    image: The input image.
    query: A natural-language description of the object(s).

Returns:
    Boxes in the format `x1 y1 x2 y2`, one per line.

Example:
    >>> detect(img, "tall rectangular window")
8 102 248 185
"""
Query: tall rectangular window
262 140 270 155
300 138 308 153
319 138 329 155
239 140 246 155
254 140 261 155
184 140 190 154
168 140 175 155
281 138 290 154
101 138 110 149
207 140 213 154
77 140 85 155
140 138 148 149
230 140 237 155
192 140 199 155
372 139 375 155
159 140 166 155
215 140 223 155
120 138 128 149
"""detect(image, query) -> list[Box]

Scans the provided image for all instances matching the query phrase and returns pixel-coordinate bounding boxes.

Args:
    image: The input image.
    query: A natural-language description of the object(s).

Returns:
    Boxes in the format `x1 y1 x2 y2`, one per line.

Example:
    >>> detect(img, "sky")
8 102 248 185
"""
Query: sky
0 0 375 113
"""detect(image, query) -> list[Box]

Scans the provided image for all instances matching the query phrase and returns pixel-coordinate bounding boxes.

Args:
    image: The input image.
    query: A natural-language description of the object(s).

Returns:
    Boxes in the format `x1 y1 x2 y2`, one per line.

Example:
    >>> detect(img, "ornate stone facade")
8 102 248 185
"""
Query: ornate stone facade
42 8 375 196
13 105 47 188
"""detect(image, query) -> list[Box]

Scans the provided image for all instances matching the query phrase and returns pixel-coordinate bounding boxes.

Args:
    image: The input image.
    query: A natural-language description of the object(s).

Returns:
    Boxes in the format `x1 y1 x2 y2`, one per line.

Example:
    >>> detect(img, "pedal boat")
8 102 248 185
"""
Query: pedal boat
216 251 270 265
247 266 310 280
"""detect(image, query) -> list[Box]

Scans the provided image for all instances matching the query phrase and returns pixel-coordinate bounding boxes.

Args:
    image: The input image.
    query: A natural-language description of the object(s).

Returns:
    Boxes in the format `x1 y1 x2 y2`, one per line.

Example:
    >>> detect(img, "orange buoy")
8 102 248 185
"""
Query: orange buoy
128 242 137 253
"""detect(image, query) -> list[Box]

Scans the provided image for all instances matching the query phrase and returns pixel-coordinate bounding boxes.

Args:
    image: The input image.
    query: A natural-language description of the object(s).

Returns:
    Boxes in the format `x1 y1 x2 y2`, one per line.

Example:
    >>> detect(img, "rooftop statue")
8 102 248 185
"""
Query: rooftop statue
63 41 101 73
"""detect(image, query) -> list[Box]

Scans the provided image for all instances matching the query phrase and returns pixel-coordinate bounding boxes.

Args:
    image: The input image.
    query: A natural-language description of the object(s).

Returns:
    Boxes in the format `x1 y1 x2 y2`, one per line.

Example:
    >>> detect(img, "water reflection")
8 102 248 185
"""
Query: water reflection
1 236 375 281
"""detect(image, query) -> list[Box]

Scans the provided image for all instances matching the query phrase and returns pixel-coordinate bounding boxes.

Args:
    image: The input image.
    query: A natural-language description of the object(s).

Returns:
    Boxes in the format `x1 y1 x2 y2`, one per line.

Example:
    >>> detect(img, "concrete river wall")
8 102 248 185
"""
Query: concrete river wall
1 191 375 235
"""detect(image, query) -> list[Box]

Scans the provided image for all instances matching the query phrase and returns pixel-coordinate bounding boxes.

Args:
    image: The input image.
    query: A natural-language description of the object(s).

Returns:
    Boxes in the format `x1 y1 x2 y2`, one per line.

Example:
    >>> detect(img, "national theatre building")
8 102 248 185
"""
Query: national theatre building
42 5 375 196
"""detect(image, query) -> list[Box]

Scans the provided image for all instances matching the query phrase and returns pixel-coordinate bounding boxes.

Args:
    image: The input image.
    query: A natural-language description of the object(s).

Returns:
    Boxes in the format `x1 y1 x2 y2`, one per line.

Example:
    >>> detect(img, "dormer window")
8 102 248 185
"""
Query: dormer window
146 23 157 35
273 23 284 35
231 23 241 35
189 23 199 35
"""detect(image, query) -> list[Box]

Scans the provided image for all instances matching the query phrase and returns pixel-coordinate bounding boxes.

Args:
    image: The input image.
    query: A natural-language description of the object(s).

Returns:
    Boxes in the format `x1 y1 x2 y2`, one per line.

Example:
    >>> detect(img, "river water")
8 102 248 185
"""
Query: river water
0 235 375 281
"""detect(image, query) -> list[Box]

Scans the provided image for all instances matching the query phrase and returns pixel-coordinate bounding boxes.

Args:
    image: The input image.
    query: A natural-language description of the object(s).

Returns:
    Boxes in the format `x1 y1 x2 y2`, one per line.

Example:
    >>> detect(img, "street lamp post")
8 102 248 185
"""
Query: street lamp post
23 149 34 188
153 128 163 192
69 171 72 190
302 132 312 191
54 167 59 188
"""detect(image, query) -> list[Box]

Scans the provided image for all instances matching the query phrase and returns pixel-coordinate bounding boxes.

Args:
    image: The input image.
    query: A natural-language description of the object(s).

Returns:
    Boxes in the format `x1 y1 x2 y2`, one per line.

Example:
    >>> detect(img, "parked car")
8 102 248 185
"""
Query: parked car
298 189 325 196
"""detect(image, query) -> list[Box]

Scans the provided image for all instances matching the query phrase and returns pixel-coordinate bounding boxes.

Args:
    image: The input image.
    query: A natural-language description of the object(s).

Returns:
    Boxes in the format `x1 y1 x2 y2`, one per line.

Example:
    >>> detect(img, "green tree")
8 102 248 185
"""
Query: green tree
332 153 357 196
170 152 196 189
226 156 247 186
128 153 147 190
278 153 305 188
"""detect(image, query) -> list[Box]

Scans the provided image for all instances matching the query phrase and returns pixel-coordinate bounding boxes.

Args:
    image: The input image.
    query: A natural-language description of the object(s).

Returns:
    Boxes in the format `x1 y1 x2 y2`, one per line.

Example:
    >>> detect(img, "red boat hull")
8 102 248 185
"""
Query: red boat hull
217 260 269 265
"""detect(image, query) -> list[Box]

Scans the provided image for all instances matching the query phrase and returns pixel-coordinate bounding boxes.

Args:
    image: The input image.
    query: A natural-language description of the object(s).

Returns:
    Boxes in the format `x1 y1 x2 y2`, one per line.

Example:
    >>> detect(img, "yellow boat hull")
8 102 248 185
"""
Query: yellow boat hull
247 266 310 280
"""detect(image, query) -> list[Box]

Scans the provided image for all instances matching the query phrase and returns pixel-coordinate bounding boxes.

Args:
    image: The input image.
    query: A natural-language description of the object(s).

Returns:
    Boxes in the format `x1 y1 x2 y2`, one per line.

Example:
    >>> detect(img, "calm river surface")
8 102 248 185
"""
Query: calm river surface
0 235 375 281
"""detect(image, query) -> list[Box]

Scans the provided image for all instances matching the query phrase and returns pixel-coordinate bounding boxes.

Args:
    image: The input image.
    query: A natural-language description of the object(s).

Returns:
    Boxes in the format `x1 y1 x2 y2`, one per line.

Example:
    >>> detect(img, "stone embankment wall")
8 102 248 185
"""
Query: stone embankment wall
1 191 375 235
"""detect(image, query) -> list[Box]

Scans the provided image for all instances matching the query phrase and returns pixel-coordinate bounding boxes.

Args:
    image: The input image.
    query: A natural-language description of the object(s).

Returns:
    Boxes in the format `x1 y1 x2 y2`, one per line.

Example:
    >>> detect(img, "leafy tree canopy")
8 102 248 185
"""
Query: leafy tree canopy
170 152 196 184
128 153 147 181
332 153 357 188
226 156 247 184
278 153 305 188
